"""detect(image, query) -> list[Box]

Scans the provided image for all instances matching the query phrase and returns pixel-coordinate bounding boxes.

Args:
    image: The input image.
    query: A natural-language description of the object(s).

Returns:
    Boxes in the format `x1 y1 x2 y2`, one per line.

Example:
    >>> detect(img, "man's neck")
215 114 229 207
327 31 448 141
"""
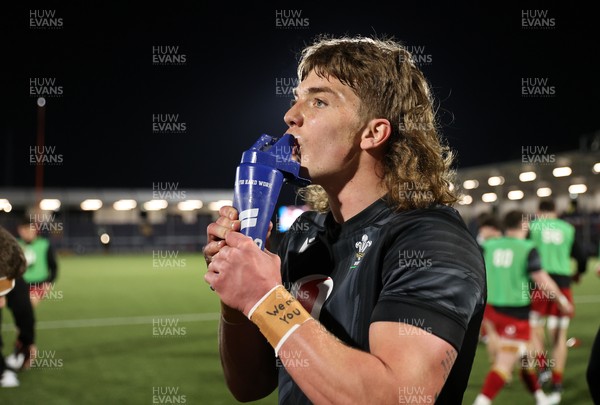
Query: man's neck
505 229 526 239
324 177 387 224
317 146 388 223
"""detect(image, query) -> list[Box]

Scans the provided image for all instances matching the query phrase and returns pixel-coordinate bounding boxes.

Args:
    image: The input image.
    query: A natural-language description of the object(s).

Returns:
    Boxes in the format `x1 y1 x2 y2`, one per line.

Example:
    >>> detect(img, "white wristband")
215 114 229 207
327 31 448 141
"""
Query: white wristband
247 285 313 356
247 285 281 319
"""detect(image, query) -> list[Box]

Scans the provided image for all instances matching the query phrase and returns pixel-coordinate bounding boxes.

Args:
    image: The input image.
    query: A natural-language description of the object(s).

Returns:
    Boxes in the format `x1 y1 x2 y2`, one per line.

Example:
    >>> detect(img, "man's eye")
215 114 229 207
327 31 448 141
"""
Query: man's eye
314 98 326 107
290 99 297 108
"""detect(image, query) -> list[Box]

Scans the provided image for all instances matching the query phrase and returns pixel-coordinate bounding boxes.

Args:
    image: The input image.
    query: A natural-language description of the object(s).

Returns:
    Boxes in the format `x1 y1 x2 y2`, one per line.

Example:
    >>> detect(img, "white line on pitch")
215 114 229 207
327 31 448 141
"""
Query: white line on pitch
2 295 599 331
574 295 600 304
1 313 220 331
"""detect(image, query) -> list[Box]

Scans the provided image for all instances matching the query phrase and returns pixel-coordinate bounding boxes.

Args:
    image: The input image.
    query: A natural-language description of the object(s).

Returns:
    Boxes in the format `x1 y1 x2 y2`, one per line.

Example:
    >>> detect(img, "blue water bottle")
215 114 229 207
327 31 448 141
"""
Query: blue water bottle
232 134 310 250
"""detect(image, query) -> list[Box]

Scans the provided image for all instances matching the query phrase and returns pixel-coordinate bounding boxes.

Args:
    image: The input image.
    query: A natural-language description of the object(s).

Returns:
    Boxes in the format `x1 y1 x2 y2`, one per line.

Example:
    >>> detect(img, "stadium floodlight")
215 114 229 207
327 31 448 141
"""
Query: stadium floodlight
519 171 536 182
487 176 505 186
481 193 497 203
458 195 473 205
208 200 233 211
113 199 137 211
177 200 203 211
143 200 168 211
568 184 587 194
100 233 110 245
593 162 600 173
81 199 103 211
552 166 572 177
462 180 479 190
39 198 61 211
536 187 552 197
507 190 524 200
0 199 12 213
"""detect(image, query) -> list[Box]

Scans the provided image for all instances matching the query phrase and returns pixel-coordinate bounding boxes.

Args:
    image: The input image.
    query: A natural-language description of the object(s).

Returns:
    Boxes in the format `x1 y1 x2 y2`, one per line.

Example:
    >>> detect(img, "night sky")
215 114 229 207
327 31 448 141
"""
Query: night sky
3 4 599 196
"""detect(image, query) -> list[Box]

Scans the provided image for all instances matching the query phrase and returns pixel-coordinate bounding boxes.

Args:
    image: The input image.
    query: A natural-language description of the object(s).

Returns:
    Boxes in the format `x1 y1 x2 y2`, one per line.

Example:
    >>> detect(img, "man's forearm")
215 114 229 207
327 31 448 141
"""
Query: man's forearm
531 271 568 305
219 303 277 401
275 320 452 405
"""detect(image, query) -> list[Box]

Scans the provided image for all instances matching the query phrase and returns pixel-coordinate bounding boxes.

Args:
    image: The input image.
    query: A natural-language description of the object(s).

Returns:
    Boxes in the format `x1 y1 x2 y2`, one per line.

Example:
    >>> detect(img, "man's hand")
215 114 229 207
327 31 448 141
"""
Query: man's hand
203 206 274 266
205 231 282 316
557 294 573 316
203 206 241 267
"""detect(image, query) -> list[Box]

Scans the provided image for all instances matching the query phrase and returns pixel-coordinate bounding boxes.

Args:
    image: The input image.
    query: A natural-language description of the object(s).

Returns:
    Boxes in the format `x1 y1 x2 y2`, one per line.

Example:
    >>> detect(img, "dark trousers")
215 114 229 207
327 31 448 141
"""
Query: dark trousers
0 277 35 373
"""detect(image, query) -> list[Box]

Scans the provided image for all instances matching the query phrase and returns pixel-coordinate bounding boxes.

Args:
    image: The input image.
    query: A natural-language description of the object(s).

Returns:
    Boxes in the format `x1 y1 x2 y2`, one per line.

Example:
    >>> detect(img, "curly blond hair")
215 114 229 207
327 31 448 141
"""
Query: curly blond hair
296 35 458 212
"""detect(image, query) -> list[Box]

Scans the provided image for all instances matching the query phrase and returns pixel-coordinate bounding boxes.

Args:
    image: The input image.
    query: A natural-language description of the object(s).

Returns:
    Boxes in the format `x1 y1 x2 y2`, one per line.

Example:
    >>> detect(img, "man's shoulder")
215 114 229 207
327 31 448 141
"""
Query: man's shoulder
33 237 50 248
382 204 469 233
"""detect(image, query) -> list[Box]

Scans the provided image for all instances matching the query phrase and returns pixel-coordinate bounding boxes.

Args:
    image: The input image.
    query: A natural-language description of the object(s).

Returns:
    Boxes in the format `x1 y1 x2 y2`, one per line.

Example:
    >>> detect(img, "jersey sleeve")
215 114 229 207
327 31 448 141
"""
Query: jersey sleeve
527 247 542 274
370 213 486 352
570 238 588 275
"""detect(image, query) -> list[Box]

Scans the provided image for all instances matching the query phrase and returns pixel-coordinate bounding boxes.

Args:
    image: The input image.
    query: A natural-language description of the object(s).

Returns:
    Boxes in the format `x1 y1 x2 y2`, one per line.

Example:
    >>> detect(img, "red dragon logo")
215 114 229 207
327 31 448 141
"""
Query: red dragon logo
290 275 334 319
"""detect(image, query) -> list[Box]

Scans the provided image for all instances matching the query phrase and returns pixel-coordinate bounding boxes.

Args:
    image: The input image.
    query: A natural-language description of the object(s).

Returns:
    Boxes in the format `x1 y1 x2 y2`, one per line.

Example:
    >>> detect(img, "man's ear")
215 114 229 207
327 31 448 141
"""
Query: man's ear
360 118 391 150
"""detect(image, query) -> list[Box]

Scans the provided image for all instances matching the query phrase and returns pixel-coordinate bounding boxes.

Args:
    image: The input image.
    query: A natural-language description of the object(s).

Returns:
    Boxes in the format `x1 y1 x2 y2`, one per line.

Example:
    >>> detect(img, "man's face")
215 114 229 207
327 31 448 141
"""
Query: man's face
284 70 366 186
17 224 37 243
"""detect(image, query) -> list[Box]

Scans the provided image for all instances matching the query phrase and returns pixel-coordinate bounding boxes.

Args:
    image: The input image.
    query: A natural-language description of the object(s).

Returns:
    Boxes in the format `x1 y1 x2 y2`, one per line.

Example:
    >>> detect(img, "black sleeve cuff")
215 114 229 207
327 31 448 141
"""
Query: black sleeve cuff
371 297 466 352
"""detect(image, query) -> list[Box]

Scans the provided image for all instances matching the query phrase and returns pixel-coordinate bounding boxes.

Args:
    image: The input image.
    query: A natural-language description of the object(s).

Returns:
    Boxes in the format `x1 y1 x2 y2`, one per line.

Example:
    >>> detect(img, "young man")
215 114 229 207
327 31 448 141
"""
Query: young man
475 212 503 247
473 211 572 405
0 225 28 388
474 213 502 363
16 216 58 307
528 199 586 403
5 217 51 371
204 36 486 404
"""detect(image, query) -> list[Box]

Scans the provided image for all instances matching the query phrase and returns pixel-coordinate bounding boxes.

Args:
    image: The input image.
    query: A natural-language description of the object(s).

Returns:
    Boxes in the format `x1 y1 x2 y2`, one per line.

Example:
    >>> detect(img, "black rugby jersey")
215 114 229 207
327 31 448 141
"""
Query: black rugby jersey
276 197 486 404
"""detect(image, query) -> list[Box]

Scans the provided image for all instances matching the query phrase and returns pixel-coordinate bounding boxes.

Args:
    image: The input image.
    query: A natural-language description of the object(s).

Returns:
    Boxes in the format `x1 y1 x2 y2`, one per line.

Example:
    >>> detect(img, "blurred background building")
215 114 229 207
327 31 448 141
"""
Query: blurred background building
1 138 598 257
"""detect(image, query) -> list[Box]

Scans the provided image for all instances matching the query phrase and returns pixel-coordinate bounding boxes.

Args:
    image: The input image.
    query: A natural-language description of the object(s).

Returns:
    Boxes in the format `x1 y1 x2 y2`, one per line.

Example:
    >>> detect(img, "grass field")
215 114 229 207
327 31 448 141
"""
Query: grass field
0 253 598 404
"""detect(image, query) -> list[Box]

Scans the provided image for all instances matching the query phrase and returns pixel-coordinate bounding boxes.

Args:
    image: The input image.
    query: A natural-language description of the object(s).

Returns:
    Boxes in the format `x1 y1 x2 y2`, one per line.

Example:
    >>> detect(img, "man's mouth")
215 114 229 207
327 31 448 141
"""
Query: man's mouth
292 138 302 163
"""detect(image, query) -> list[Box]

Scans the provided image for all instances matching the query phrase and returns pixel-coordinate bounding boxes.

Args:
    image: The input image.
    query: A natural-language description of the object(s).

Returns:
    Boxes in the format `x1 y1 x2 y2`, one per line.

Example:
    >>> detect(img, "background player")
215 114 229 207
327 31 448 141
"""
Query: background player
528 199 587 403
5 217 55 371
474 213 502 362
473 210 572 405
16 216 59 307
